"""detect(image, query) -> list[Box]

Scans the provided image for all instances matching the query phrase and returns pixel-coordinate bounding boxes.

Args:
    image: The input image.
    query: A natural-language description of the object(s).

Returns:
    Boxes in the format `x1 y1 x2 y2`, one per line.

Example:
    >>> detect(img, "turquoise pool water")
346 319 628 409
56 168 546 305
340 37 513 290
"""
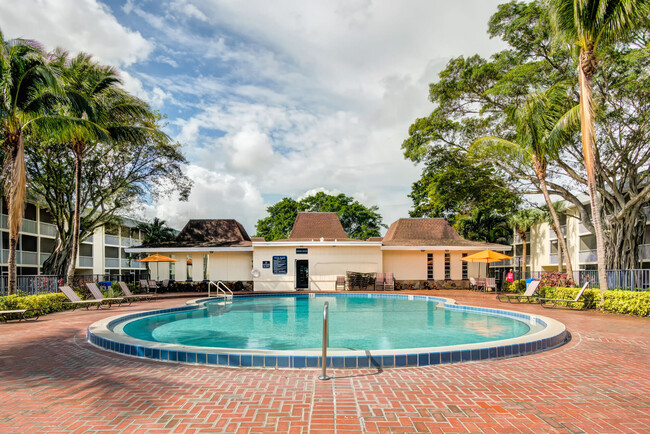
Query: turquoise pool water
121 295 533 351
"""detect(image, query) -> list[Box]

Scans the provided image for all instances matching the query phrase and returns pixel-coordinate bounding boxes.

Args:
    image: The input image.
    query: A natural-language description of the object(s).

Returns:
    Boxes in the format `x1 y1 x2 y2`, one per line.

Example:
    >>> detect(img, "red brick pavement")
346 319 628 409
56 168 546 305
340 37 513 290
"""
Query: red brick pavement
0 290 648 433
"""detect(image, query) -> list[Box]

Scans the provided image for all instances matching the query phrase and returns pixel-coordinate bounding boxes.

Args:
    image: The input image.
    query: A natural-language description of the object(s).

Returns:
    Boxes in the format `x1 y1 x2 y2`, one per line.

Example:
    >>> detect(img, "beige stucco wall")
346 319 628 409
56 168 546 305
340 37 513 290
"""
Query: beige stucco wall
382 250 485 280
148 250 253 281
252 244 382 292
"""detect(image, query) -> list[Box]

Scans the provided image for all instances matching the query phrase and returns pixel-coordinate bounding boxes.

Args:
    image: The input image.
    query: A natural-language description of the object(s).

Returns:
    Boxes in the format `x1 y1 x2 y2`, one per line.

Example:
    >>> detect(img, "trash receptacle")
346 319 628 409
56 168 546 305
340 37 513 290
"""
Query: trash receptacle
99 281 112 290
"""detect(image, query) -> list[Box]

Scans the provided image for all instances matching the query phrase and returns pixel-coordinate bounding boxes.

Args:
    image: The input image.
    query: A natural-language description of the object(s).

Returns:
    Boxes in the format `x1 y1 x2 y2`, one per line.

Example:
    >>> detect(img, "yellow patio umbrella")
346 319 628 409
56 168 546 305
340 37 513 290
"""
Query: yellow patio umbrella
136 254 178 280
460 249 513 280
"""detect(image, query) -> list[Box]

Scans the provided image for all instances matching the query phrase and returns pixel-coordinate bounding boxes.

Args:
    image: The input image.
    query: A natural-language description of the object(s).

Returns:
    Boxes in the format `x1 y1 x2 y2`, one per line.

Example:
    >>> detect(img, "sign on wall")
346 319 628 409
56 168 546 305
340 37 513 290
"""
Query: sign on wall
262 261 270 269
296 248 308 254
272 256 288 274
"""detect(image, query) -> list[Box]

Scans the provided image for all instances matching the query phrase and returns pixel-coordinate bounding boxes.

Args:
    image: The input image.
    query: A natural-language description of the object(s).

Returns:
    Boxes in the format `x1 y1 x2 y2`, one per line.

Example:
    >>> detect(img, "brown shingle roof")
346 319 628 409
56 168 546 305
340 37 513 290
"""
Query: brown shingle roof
140 219 252 248
274 212 352 241
290 212 350 241
382 218 506 248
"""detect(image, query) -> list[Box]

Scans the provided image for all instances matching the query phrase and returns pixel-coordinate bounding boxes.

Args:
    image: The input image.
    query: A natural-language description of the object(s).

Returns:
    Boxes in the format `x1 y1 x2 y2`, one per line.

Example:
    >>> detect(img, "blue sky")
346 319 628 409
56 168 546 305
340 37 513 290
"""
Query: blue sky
0 0 506 232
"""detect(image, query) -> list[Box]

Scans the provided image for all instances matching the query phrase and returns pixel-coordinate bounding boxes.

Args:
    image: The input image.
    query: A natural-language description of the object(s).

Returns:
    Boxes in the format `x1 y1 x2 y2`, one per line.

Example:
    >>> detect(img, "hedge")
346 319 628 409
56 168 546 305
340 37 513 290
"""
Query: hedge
0 293 70 318
538 286 650 316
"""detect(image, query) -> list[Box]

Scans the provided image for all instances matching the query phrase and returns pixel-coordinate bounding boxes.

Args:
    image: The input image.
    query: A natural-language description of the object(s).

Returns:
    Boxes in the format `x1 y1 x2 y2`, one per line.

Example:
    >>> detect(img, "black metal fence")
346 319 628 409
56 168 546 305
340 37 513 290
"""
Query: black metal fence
0 272 150 297
494 268 650 291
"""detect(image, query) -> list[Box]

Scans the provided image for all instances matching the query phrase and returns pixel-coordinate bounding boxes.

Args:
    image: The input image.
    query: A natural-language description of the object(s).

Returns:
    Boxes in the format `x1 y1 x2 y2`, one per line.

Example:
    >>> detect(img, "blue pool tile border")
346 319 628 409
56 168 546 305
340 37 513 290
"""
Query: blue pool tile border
88 292 569 369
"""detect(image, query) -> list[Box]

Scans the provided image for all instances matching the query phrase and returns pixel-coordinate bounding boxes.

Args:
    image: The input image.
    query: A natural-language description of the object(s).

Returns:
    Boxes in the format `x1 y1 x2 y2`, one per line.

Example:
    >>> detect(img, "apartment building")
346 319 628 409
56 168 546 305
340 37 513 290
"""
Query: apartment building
494 204 650 274
0 199 149 277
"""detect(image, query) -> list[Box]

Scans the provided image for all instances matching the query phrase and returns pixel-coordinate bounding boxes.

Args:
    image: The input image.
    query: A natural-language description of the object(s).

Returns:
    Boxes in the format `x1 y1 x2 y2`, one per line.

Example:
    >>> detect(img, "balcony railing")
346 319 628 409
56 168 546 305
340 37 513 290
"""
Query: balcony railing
548 226 566 240
82 234 93 243
1 250 39 265
549 253 558 265
22 220 37 234
579 223 591 235
105 234 120 245
39 222 57 237
0 215 6 229
78 256 93 268
639 244 650 261
105 258 120 268
579 249 598 263
643 206 650 221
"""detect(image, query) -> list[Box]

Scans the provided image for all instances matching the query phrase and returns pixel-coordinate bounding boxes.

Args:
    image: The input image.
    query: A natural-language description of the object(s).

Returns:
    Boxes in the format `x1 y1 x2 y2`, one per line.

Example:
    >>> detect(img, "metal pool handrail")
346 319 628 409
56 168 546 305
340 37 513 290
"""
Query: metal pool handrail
208 281 233 298
318 301 330 381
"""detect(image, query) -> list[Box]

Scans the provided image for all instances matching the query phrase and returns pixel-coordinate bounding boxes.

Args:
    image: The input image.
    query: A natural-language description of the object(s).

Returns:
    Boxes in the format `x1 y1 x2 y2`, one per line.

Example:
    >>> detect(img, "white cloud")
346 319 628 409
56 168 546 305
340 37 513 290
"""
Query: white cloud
142 165 266 231
0 0 153 67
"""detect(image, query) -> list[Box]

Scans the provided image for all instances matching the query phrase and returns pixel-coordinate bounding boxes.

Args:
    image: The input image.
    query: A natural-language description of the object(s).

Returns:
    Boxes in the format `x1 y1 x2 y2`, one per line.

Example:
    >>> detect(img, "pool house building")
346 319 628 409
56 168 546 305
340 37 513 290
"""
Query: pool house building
127 212 510 291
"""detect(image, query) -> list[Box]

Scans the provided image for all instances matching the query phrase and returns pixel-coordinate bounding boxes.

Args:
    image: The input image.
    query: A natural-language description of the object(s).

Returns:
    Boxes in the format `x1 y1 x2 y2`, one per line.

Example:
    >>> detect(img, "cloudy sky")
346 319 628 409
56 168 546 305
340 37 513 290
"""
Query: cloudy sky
0 0 507 232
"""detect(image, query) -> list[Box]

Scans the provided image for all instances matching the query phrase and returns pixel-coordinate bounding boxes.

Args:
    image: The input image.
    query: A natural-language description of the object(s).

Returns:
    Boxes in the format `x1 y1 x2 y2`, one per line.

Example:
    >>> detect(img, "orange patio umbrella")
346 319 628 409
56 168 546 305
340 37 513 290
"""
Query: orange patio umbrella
460 249 513 279
136 254 178 280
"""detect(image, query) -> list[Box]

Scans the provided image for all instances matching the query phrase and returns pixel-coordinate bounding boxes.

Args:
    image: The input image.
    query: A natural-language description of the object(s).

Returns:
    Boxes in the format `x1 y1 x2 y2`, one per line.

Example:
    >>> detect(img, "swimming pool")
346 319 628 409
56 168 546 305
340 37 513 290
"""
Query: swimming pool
88 293 568 368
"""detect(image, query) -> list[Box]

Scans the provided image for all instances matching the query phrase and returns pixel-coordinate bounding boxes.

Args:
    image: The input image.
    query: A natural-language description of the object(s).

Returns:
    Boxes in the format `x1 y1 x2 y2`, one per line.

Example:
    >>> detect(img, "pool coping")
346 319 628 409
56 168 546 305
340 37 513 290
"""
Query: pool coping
87 292 568 369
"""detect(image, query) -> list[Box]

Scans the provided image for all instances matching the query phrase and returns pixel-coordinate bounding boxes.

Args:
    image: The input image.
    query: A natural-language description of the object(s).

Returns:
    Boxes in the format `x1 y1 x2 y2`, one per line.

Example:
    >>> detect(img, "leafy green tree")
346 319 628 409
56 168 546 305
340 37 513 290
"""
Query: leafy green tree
471 85 575 278
454 209 512 244
408 147 520 223
28 118 191 275
509 208 544 274
0 30 101 293
548 0 650 293
137 218 177 245
52 51 166 284
255 192 385 240
403 1 650 273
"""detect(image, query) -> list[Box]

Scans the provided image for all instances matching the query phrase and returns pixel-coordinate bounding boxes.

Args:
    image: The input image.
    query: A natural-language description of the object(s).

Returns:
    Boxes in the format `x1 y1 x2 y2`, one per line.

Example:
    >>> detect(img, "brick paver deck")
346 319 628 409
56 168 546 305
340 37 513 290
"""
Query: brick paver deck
0 290 648 433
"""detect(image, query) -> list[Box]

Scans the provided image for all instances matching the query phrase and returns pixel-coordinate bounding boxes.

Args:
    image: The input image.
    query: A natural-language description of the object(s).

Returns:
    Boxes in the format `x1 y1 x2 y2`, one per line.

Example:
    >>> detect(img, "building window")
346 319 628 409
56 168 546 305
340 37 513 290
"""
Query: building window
169 254 175 280
445 251 451 280
186 254 193 281
462 253 468 280
427 253 433 280
203 254 209 280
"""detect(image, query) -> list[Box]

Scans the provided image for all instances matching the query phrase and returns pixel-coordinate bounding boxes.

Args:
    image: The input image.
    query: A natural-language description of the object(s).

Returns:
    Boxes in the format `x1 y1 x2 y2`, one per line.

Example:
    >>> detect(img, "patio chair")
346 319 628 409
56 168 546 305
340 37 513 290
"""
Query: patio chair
469 277 478 291
384 273 395 291
60 285 105 310
118 281 155 302
539 283 590 310
485 278 496 292
374 273 385 290
0 308 41 323
497 280 541 303
85 282 128 307
335 276 346 291
148 280 160 293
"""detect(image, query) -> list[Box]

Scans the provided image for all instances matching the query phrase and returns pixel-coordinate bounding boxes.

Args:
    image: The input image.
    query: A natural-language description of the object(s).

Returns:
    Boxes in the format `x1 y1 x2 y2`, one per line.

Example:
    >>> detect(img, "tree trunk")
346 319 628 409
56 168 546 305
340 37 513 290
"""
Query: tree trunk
3 127 26 295
579 46 608 297
41 243 72 276
521 231 527 279
66 146 83 284
534 156 574 280
557 236 564 272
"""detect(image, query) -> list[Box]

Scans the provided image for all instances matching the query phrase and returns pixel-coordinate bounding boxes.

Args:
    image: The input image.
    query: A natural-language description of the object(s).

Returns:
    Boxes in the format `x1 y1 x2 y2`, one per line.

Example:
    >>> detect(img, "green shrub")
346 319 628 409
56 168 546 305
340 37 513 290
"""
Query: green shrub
539 286 650 315
0 293 69 317
600 290 650 316
502 279 526 293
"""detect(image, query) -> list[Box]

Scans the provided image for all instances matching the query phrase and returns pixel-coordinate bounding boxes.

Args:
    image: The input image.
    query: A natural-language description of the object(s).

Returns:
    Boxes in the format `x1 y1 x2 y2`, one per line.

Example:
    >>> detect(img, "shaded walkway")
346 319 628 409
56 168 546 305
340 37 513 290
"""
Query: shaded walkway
0 291 648 433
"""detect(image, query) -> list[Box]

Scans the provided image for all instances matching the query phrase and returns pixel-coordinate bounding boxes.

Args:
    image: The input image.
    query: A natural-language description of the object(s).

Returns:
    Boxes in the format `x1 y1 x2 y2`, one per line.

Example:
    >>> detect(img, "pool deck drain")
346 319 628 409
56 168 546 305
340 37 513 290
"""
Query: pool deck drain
0 289 648 433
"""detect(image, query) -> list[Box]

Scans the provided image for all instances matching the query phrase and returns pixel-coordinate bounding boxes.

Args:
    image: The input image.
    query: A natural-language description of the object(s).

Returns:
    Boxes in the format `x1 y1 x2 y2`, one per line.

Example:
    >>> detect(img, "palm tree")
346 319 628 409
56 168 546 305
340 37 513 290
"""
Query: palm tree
0 31 98 293
472 86 575 280
137 218 176 245
548 0 650 294
455 209 511 245
53 52 157 285
509 209 543 277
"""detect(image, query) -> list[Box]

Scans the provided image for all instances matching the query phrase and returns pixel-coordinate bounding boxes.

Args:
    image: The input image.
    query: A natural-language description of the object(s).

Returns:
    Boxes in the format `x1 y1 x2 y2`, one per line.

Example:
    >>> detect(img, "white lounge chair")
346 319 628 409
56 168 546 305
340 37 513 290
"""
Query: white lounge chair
497 280 541 303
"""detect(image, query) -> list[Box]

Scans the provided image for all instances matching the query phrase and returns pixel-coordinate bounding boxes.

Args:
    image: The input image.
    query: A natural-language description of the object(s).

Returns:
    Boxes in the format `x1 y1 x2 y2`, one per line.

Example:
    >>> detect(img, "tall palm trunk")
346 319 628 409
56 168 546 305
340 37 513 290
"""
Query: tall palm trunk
2 125 26 295
66 140 85 284
534 156 574 280
520 230 527 279
578 45 608 297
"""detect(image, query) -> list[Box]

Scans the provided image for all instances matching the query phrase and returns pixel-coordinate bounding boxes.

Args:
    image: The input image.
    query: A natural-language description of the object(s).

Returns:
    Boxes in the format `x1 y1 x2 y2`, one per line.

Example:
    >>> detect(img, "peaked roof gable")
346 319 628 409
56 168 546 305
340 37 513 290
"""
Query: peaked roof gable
382 218 505 248
286 212 350 241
